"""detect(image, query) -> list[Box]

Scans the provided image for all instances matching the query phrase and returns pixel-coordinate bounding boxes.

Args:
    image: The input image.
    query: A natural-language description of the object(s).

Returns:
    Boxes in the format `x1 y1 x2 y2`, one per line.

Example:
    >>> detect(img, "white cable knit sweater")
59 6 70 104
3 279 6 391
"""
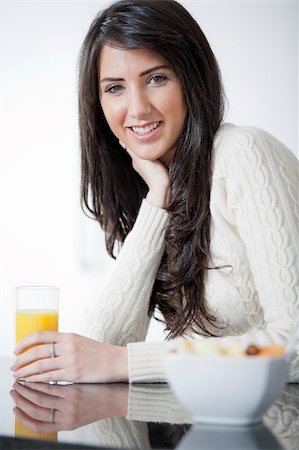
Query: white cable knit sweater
82 123 299 383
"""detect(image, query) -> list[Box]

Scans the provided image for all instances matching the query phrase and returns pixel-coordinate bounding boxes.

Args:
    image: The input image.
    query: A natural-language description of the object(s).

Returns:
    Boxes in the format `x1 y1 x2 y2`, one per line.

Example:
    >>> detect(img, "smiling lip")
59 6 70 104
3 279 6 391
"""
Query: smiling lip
127 121 162 141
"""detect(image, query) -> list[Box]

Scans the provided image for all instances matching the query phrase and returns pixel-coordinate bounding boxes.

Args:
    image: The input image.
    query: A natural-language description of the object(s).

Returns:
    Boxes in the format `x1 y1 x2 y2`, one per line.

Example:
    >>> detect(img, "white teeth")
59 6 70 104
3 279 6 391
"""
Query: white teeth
132 122 159 135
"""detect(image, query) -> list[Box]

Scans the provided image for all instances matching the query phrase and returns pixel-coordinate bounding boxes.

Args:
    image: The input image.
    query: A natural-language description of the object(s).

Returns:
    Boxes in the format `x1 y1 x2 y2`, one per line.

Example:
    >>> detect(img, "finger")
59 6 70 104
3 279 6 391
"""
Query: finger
12 343 59 371
12 383 64 410
13 356 63 381
16 369 68 384
14 381 66 399
14 407 59 434
10 390 50 422
14 331 62 355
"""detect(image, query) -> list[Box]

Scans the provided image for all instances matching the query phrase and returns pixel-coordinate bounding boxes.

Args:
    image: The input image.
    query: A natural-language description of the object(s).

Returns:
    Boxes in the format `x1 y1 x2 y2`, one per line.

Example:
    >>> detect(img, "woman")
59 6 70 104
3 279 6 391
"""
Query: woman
11 0 298 384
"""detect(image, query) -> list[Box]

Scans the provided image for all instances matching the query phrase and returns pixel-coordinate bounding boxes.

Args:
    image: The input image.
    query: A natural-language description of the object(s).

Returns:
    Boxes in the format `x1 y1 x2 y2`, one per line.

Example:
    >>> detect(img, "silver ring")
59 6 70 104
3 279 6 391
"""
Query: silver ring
50 342 56 358
49 408 56 423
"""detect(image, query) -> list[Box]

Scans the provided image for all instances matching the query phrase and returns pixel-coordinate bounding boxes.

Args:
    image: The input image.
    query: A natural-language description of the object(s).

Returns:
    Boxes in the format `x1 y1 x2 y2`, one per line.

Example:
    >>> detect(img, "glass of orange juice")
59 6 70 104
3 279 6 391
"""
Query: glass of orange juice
15 286 59 344
14 286 59 441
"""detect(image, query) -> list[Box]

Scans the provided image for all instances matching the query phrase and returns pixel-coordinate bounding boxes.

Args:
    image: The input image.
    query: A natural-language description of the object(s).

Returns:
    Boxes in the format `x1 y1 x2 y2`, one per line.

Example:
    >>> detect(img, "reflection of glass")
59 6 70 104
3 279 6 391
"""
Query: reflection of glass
14 417 57 442
15 286 59 344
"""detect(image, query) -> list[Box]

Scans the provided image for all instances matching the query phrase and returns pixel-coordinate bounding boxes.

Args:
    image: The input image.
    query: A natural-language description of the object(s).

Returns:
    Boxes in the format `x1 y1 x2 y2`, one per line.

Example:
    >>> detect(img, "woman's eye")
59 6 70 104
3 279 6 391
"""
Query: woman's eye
105 84 124 94
149 75 167 85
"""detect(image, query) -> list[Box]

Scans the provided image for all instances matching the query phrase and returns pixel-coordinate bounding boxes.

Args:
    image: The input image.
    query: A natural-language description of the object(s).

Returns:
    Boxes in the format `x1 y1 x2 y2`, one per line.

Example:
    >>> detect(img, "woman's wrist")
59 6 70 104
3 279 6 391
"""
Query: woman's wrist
146 186 169 209
111 345 129 383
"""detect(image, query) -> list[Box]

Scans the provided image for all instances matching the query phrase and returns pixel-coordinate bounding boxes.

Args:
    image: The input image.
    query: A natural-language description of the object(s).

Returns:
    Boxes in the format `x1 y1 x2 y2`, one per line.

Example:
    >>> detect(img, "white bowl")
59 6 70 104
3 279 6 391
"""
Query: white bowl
162 353 290 425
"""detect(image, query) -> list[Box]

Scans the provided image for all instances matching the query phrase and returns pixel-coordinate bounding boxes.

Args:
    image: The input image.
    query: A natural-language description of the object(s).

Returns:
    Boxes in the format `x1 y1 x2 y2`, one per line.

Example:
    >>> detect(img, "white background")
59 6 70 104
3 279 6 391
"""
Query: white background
0 0 298 356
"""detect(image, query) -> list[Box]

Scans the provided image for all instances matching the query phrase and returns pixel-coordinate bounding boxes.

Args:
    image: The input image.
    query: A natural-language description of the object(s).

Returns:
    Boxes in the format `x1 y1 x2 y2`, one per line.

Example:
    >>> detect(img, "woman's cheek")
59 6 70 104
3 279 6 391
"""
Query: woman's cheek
105 109 124 136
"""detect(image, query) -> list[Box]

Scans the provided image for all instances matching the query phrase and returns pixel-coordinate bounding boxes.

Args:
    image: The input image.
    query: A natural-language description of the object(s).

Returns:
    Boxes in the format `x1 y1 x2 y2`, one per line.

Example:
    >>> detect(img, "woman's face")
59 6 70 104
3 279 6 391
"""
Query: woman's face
98 45 187 165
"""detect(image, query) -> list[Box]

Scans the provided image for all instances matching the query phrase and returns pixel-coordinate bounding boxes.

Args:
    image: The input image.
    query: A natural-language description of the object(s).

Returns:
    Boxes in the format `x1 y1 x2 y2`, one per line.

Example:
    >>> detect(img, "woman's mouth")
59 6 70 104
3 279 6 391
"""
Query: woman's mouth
128 121 162 141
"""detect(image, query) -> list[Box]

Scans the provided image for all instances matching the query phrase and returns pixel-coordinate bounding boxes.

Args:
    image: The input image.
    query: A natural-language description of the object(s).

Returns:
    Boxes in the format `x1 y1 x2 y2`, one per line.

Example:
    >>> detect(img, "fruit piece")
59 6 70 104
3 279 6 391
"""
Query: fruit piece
222 341 244 356
256 344 285 358
246 344 260 356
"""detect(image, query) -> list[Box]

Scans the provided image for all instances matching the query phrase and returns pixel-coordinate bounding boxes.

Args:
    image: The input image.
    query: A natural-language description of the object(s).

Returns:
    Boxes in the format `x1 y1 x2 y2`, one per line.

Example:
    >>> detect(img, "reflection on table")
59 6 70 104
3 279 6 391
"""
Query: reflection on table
14 417 57 443
9 379 299 450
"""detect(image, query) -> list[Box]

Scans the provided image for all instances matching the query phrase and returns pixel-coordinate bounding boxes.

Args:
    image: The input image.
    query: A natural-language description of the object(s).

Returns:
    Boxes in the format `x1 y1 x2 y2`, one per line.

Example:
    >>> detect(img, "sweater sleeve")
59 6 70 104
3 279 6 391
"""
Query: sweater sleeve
127 383 192 424
81 199 170 346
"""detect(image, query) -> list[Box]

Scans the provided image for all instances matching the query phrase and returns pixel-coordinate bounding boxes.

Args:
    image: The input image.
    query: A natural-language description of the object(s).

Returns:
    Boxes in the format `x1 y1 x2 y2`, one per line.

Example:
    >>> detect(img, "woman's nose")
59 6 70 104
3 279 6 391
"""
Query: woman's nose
128 90 152 120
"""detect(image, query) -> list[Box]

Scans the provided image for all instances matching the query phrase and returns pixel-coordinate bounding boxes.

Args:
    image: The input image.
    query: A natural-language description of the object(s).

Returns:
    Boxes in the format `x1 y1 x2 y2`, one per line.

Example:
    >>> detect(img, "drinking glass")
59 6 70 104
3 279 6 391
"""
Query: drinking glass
14 286 59 441
15 286 59 344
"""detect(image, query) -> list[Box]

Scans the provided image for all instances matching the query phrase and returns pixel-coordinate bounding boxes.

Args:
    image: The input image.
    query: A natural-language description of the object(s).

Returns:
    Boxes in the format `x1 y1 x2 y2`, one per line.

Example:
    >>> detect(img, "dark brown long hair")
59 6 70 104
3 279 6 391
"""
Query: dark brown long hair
79 0 225 338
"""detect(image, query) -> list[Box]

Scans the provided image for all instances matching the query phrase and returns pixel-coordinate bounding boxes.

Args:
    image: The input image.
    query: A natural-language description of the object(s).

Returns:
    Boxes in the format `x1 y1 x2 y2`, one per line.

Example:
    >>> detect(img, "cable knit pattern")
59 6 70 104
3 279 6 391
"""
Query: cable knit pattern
82 416 150 449
264 385 299 450
81 199 170 346
81 123 299 383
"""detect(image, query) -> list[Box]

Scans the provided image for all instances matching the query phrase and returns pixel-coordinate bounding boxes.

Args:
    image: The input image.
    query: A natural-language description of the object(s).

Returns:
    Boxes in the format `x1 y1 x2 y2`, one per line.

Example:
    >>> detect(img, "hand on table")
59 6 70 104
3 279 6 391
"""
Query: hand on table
11 381 128 433
10 331 128 383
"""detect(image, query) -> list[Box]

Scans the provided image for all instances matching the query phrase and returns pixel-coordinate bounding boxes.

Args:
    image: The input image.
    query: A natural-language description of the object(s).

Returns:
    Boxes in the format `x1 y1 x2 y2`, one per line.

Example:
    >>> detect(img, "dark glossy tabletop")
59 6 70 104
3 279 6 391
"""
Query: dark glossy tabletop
1 357 298 450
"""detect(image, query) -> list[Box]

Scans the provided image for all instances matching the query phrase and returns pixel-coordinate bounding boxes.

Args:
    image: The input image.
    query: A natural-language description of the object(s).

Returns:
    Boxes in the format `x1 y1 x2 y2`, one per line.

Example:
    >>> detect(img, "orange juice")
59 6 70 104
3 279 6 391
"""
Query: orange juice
14 417 57 441
16 310 58 343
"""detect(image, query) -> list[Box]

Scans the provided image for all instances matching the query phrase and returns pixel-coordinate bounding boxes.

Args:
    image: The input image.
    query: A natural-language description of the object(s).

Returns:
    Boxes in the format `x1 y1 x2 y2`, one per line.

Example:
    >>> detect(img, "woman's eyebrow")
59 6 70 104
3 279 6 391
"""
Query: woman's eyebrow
139 64 170 76
99 64 170 84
